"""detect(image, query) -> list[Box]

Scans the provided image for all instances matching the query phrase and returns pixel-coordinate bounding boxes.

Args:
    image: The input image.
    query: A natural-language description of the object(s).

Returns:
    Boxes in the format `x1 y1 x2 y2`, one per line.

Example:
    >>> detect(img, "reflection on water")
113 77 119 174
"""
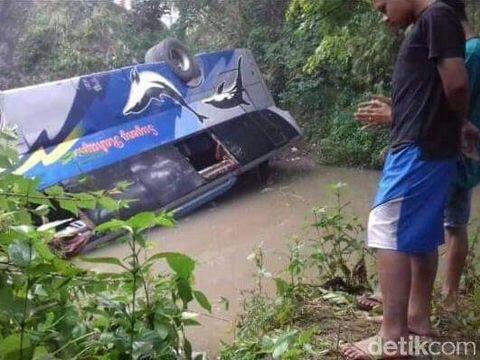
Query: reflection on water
86 152 480 357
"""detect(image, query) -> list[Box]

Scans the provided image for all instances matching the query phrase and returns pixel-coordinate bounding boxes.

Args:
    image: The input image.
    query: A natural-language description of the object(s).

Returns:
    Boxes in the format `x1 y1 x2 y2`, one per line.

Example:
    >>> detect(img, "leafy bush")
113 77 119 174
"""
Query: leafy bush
0 129 209 359
308 183 368 291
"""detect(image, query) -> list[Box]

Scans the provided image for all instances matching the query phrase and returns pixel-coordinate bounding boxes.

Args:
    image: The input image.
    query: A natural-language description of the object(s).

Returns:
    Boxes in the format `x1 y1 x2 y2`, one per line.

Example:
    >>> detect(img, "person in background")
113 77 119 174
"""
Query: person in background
355 0 480 313
341 0 474 358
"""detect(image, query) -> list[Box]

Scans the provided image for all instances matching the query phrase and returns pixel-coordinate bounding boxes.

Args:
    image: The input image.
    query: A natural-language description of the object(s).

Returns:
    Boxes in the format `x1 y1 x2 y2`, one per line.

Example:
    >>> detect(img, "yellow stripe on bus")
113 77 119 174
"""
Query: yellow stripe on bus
14 128 82 175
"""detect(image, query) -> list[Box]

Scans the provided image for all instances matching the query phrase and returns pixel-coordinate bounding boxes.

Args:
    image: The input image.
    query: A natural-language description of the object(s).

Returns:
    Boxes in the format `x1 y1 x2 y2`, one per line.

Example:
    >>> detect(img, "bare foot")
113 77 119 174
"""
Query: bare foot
340 335 410 359
341 336 381 360
407 316 434 339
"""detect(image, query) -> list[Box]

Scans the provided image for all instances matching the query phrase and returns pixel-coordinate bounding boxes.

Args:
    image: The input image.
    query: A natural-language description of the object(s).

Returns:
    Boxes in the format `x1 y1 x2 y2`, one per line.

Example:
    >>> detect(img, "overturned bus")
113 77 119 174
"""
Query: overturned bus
0 39 301 254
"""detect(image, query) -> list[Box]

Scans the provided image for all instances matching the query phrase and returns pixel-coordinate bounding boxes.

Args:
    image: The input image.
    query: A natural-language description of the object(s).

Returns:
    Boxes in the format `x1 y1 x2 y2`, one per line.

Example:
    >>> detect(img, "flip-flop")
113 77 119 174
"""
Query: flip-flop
366 314 383 324
340 336 412 360
357 294 383 311
409 330 435 343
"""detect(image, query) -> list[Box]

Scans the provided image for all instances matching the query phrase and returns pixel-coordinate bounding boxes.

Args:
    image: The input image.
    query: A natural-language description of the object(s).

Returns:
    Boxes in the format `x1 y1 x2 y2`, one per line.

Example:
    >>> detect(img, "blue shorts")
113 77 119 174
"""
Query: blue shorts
368 145 457 254
444 184 472 228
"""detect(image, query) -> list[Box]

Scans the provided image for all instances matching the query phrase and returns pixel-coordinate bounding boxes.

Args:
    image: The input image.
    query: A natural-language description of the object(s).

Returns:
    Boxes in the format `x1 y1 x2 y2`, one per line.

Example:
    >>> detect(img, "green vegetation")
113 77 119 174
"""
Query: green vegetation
0 129 209 359
18 1 168 86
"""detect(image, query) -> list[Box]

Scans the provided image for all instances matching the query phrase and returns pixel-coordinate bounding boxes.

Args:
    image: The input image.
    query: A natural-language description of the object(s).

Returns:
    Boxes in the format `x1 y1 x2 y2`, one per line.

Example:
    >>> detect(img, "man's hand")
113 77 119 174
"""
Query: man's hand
461 121 480 160
354 95 392 128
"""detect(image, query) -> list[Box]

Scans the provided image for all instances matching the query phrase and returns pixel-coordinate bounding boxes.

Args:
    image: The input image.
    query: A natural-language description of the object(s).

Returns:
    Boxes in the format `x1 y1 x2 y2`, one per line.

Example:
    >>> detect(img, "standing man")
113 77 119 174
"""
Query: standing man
355 0 480 313
342 0 471 359
442 0 480 310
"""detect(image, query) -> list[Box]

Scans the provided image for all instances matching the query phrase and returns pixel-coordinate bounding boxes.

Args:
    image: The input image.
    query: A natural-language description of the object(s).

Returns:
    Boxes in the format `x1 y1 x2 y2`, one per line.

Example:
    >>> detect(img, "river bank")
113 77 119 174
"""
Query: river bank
87 147 480 358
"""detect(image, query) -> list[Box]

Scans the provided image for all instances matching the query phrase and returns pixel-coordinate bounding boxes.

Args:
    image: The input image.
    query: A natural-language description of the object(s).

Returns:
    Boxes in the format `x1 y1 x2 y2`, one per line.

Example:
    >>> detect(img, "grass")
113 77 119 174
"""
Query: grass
220 279 480 359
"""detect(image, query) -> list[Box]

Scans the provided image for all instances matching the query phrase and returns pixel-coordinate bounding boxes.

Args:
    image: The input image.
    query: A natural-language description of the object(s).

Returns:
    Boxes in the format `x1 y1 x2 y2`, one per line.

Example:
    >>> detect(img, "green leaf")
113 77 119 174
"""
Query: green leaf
0 333 32 359
58 199 79 215
93 316 110 330
148 252 195 279
132 341 153 358
156 324 170 340
0 286 22 319
272 340 289 359
168 253 195 279
274 278 290 297
10 225 34 235
183 318 201 326
0 232 19 246
115 180 132 190
272 330 298 359
28 190 52 206
52 258 78 276
127 212 156 230
0 154 13 168
97 196 119 211
155 213 175 227
72 193 96 209
12 210 32 225
29 263 56 276
193 291 211 313
177 277 194 305
33 241 55 261
95 219 131 234
32 346 55 360
80 256 126 269
8 240 36 267
45 185 64 197
14 177 40 194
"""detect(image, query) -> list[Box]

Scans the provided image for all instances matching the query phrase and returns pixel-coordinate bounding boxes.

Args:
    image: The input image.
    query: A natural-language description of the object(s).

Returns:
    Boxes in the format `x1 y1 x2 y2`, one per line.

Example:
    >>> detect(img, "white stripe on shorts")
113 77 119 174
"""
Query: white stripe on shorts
367 197 404 251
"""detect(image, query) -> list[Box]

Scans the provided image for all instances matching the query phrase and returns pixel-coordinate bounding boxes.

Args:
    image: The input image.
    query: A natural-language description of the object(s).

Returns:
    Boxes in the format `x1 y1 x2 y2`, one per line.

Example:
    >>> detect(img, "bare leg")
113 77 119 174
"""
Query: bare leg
342 249 411 360
443 227 468 310
408 251 438 336
378 249 411 341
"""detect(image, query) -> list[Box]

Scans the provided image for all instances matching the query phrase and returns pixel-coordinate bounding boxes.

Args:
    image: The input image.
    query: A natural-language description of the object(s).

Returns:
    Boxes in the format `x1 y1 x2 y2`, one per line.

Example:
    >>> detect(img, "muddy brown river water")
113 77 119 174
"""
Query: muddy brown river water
84 152 480 358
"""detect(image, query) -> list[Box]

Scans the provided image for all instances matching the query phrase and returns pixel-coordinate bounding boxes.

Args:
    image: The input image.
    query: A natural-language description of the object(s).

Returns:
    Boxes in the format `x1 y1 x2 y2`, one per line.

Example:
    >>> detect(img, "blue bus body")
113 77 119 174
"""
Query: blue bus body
0 49 301 248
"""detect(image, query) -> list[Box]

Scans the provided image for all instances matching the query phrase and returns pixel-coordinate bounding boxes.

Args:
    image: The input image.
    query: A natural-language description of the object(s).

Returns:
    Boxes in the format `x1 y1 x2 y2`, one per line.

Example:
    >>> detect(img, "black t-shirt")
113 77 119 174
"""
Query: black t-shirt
390 1 465 159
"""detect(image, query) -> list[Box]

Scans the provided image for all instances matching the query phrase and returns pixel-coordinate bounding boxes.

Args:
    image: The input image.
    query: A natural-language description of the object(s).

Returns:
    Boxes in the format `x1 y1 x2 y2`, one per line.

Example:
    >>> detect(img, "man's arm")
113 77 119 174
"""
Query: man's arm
438 58 480 158
423 5 468 118
437 58 469 120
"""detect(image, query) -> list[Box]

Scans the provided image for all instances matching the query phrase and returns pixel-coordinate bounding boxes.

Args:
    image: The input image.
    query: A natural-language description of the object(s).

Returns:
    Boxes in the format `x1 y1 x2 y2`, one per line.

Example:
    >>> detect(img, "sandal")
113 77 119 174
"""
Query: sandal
357 294 383 311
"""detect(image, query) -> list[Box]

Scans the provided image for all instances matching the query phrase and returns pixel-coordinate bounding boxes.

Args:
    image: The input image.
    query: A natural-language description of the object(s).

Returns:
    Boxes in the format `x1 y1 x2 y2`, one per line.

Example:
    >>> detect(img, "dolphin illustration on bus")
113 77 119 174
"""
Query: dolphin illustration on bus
123 68 208 122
